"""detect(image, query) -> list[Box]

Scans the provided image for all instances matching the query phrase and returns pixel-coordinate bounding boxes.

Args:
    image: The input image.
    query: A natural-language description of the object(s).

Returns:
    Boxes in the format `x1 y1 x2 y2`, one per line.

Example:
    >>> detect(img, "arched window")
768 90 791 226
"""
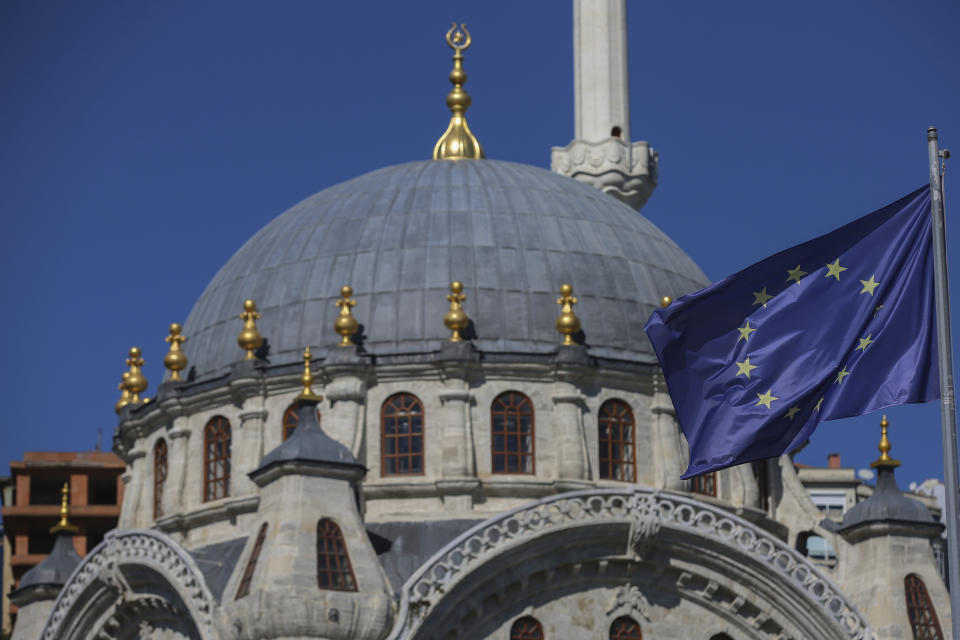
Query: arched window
610 616 642 639
203 416 231 502
904 573 944 639
692 471 717 497
235 522 268 600
381 393 424 475
153 439 167 520
492 392 535 474
317 518 357 591
282 403 322 442
510 616 544 640
599 400 636 482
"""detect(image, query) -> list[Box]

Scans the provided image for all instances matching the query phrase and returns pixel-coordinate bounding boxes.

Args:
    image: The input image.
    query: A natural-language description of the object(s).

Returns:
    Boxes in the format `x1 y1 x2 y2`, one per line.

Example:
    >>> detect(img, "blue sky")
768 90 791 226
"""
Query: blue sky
1 1 958 492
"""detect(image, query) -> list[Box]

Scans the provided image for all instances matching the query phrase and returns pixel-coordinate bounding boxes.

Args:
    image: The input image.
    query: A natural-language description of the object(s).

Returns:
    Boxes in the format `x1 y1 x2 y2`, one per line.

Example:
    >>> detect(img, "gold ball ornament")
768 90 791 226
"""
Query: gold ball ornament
335 286 359 346
163 322 188 379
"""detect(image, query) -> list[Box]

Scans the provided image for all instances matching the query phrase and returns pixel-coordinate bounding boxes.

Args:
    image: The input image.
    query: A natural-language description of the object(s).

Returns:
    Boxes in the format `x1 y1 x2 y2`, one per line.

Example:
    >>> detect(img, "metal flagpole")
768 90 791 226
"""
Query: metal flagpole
928 126 960 639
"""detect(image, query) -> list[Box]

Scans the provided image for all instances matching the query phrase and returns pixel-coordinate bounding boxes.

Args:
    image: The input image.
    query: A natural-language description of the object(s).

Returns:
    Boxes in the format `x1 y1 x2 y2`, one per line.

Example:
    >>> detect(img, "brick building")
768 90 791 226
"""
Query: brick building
0 452 124 632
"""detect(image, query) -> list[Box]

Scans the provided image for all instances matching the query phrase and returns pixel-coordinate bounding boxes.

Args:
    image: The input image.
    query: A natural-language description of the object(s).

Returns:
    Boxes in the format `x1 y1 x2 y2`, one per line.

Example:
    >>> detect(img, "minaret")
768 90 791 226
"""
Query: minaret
551 0 658 210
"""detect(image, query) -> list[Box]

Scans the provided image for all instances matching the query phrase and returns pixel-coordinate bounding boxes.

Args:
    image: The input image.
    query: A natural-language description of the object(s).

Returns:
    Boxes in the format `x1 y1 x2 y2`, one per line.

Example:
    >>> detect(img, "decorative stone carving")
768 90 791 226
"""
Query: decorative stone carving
551 139 658 210
42 529 215 640
606 583 652 622
387 488 873 640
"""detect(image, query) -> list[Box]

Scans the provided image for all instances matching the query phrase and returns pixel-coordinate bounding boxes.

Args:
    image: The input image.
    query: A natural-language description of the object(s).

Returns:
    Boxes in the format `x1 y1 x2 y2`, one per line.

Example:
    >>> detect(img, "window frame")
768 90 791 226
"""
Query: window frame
598 399 636 482
153 438 167 520
904 573 944 639
380 393 426 477
691 471 717 497
509 616 544 640
491 391 536 475
235 522 268 600
282 403 322 442
203 416 232 502
316 518 358 592
610 616 642 639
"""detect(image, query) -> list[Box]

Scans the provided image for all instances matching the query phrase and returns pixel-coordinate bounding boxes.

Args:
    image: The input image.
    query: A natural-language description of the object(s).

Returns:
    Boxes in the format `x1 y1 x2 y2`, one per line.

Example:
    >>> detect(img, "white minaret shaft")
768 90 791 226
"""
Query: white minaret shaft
574 0 631 142
552 0 658 210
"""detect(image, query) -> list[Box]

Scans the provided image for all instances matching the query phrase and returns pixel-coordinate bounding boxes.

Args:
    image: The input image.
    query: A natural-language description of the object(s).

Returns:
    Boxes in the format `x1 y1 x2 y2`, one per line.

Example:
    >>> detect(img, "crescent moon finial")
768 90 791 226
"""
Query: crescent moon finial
445 23 471 52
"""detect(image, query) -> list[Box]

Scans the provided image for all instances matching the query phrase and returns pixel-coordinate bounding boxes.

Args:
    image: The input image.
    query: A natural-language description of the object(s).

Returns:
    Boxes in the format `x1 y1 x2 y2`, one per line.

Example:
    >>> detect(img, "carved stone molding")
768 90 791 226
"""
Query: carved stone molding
551 138 658 210
386 487 873 640
606 583 652 622
42 529 216 640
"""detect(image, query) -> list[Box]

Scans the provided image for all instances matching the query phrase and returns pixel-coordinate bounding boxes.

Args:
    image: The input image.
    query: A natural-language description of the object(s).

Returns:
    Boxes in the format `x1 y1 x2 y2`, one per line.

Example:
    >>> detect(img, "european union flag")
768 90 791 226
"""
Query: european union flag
644 187 938 478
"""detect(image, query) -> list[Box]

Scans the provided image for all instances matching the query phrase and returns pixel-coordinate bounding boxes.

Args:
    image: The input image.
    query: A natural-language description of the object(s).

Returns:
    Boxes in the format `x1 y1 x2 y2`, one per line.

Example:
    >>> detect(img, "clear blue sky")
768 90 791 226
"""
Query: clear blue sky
1 1 958 493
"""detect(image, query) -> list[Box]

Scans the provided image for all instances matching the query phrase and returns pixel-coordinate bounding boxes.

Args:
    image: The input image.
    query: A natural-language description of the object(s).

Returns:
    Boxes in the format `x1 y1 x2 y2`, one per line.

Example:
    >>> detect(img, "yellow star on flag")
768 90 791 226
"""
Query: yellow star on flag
856 334 874 351
786 265 807 285
755 389 778 409
814 397 824 412
752 287 773 307
737 321 757 342
874 304 884 317
824 259 847 280
785 405 800 420
836 366 851 384
859 275 880 296
735 357 758 379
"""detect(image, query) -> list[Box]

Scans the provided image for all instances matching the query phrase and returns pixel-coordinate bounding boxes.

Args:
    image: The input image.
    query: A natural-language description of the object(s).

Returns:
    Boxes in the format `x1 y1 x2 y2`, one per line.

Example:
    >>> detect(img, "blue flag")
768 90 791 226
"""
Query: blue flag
644 187 938 478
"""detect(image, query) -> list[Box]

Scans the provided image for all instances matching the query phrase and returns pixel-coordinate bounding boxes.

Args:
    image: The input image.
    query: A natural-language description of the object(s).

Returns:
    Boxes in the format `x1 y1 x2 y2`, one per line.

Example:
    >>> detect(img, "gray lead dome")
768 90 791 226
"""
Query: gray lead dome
183 159 709 378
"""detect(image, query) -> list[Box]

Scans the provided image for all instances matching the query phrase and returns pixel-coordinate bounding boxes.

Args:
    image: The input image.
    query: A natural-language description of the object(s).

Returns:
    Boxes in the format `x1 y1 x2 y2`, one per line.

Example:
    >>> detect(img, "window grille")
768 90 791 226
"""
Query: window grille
691 471 717 497
282 403 322 442
904 573 944 639
610 616 642 639
509 616 544 640
153 439 167 520
492 392 535 474
381 393 425 475
598 400 636 482
235 523 268 600
317 518 357 591
203 416 231 502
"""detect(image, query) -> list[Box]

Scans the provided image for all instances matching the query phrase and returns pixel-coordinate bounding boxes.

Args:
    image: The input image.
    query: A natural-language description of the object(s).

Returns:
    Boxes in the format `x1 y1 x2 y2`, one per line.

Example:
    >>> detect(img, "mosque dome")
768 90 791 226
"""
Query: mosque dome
182 158 709 378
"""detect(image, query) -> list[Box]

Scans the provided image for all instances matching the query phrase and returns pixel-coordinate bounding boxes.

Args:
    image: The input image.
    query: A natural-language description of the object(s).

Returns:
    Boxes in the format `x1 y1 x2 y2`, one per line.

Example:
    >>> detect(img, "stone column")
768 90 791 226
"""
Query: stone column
117 448 146 529
435 348 479 510
235 409 268 496
651 373 684 491
164 427 191 516
552 350 591 489
324 359 368 458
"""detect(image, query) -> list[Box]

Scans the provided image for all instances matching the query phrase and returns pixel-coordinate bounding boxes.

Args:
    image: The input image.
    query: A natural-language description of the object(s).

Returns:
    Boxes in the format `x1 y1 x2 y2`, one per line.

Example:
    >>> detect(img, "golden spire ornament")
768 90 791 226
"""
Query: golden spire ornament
298 347 323 402
432 23 484 160
871 415 901 468
237 299 263 360
334 286 359 346
555 284 581 346
50 482 78 534
444 281 469 341
123 347 148 404
660 296 673 308
163 322 188 380
115 371 132 414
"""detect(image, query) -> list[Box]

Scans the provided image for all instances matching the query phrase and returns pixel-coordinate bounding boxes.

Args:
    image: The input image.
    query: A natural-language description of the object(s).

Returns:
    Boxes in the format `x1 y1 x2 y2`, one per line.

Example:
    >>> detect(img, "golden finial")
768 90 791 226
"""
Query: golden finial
556 284 581 346
871 415 901 468
115 371 132 414
660 296 673 308
334 286 359 346
298 347 323 402
237 299 263 360
122 347 148 404
50 482 78 534
163 322 188 380
432 23 484 160
444 281 470 341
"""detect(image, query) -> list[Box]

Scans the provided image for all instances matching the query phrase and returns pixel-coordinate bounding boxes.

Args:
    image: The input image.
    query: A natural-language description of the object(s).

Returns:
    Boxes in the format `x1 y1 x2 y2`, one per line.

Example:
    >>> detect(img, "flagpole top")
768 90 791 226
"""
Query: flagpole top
870 414 901 469
660 296 672 308
928 126 938 141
